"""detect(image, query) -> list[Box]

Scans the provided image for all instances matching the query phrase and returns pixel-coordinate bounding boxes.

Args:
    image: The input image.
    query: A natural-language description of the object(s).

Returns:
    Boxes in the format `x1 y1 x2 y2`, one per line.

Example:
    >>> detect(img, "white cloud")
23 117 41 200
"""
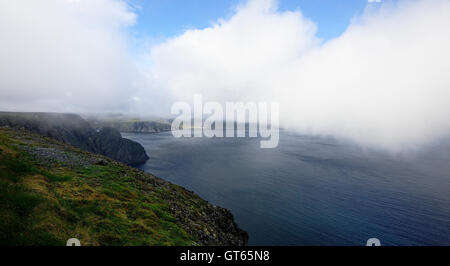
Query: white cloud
146 0 319 103
0 0 137 113
137 0 450 151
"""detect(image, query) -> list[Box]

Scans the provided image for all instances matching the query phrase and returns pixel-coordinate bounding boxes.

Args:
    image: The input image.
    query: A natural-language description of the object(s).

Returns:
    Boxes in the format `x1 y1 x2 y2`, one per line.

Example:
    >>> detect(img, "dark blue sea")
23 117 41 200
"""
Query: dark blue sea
123 130 450 246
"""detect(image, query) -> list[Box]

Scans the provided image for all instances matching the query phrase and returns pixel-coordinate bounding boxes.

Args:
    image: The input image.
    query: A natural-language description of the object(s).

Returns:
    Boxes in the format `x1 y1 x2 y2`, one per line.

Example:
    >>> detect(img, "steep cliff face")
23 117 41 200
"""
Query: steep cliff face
0 112 149 165
95 127 149 165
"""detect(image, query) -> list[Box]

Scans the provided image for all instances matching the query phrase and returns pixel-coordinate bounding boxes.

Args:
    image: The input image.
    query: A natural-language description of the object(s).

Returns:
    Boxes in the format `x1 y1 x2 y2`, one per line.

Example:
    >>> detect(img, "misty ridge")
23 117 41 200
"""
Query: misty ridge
0 112 150 165
1 0 450 152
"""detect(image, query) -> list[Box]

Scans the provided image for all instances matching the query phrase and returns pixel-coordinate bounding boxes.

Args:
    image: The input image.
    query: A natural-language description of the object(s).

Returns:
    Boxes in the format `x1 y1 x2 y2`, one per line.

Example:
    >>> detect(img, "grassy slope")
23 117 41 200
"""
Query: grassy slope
0 127 198 246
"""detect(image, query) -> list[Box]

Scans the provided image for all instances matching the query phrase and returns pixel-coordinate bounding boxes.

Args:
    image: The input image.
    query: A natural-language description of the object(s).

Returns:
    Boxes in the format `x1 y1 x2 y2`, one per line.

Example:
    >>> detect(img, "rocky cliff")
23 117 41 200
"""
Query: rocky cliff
95 127 149 165
0 112 149 165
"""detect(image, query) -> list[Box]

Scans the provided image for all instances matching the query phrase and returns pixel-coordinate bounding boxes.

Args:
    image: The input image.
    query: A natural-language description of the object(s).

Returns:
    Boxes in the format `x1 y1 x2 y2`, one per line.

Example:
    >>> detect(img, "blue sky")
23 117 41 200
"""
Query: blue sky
129 0 386 41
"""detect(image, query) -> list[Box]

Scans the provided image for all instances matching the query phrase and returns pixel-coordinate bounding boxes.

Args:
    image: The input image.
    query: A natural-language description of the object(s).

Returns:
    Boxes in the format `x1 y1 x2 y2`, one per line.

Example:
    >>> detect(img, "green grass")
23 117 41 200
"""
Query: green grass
0 129 195 246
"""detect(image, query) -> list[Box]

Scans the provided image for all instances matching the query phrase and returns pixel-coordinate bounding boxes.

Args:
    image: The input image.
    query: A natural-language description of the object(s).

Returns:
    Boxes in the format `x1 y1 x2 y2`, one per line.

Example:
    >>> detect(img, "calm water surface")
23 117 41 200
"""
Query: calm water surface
123 131 450 246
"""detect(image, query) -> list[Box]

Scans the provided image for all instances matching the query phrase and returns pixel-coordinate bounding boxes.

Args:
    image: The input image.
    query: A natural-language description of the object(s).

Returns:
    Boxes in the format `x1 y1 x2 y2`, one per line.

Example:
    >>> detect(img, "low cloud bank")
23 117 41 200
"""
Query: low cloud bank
139 0 450 151
1 0 450 151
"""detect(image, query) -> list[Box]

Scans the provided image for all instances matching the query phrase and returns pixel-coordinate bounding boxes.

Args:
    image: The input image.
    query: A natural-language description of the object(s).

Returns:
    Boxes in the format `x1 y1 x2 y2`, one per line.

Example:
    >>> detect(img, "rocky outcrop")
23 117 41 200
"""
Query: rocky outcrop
167 197 249 246
94 127 149 165
0 112 149 165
